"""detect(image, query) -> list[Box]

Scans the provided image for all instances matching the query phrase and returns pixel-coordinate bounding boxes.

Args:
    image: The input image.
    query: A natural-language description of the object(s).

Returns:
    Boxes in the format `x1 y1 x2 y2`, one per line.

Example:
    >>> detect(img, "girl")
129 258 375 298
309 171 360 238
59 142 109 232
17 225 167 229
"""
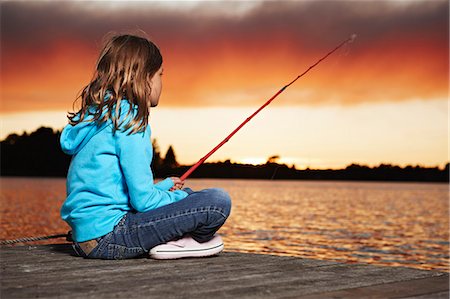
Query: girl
60 33 231 260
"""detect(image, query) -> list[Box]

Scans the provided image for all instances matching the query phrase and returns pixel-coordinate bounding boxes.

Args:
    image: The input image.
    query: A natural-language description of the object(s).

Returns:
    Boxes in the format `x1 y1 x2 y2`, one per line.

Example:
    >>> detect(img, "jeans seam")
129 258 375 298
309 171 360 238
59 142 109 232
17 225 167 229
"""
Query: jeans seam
133 207 227 229
107 244 145 259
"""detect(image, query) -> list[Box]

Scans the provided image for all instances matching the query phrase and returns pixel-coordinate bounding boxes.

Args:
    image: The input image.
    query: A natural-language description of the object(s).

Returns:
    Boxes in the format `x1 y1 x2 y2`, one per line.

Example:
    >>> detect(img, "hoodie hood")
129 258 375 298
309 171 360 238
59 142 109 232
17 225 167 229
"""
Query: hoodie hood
60 115 108 155
60 100 138 155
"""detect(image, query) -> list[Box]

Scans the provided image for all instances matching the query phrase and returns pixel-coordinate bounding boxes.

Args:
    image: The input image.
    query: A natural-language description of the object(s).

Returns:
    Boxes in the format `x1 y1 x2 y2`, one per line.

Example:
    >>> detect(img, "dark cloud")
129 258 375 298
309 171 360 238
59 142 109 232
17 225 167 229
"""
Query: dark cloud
1 1 447 50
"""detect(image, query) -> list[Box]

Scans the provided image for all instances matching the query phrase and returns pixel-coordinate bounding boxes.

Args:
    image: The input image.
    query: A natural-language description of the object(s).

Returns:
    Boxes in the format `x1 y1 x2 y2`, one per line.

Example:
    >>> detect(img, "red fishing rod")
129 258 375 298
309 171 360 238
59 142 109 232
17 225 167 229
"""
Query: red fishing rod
180 34 357 181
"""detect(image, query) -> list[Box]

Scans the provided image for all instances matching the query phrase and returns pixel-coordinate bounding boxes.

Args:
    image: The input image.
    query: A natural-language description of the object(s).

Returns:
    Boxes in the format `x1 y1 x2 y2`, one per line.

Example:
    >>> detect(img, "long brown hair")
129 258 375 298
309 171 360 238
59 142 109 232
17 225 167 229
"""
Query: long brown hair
68 33 163 133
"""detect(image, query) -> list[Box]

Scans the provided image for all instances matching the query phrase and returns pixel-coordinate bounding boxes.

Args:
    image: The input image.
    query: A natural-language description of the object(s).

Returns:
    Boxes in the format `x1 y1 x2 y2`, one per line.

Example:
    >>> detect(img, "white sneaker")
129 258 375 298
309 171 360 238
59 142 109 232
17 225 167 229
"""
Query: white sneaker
149 235 224 260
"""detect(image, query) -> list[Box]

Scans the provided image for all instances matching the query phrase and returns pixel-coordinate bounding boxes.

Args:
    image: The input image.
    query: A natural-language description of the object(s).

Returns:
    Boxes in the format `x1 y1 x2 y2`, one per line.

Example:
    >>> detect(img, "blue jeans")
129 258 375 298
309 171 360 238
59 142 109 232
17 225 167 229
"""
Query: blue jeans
73 188 232 259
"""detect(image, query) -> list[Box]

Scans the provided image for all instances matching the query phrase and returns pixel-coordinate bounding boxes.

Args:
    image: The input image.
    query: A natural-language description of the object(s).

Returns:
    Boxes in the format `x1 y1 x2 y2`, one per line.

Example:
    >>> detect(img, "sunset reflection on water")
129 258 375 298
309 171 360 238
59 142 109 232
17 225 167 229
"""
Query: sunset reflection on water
1 178 448 272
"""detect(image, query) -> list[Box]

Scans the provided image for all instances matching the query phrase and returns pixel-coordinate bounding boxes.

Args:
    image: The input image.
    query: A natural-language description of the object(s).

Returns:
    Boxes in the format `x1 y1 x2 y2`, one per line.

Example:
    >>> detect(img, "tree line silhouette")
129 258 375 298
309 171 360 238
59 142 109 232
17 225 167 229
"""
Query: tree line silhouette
1 127 448 182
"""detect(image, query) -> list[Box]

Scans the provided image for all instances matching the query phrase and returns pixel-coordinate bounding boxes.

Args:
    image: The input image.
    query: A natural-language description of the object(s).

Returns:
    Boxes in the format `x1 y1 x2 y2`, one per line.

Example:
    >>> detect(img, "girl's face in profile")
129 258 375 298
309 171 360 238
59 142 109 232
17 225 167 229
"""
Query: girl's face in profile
148 66 163 107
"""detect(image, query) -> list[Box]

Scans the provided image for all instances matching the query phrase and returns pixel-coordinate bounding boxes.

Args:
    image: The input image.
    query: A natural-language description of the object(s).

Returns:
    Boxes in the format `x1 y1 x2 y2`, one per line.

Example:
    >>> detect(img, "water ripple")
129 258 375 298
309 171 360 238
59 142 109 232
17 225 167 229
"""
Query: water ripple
1 178 448 272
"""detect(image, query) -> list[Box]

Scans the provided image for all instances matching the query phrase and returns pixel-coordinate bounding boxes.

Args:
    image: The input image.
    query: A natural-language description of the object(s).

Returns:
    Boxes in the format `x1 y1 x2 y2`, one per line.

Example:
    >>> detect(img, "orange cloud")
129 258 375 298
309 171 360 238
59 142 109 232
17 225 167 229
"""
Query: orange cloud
1 1 448 113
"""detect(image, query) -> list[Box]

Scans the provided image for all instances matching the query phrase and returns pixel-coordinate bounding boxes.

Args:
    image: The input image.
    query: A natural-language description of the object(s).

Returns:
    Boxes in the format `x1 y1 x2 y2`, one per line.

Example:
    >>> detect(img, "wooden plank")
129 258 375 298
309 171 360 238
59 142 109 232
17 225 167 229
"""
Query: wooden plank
297 276 449 299
400 291 450 299
1 244 448 299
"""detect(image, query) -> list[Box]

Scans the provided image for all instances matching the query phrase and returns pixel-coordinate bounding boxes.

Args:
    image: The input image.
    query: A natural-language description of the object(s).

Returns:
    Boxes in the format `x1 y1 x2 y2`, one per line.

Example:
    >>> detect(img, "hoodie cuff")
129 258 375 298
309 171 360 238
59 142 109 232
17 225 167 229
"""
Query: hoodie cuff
154 178 174 191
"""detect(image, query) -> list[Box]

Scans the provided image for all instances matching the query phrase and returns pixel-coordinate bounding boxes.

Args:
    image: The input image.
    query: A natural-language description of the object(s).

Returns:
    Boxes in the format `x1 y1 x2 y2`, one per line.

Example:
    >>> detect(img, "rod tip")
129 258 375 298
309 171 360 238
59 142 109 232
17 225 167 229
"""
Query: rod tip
350 33 357 42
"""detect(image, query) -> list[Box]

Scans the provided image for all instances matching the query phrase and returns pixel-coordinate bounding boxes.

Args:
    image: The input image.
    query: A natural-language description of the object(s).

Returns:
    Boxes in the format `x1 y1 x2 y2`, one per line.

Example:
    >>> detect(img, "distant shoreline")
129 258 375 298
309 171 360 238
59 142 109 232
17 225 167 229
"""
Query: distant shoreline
1 127 448 183
1 176 448 185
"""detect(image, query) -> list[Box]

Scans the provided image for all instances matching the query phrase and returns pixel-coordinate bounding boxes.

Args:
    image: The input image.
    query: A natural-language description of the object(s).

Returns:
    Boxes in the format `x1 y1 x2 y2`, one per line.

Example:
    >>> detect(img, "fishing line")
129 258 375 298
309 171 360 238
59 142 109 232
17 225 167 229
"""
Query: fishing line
180 34 357 181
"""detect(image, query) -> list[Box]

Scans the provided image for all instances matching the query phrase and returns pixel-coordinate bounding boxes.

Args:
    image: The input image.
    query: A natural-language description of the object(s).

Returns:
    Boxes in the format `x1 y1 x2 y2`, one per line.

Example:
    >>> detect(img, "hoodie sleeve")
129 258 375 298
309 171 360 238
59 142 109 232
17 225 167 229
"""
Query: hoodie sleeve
154 178 175 191
114 125 188 213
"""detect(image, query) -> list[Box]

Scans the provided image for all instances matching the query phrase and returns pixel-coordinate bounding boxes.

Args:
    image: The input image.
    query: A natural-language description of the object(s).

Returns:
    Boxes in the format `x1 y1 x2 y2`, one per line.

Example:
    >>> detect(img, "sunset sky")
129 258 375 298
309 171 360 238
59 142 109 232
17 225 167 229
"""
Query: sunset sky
1 0 448 169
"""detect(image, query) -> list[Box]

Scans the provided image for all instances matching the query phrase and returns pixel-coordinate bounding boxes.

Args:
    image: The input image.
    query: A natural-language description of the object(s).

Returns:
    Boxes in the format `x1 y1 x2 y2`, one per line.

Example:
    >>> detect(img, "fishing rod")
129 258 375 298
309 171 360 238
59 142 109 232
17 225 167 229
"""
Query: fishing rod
180 34 357 181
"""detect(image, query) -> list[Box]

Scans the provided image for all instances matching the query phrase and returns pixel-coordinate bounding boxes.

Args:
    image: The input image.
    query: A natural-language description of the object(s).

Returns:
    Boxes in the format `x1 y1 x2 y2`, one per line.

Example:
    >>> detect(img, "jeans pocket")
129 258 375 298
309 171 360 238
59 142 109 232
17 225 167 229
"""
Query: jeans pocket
72 243 87 257
107 244 145 260
83 232 112 259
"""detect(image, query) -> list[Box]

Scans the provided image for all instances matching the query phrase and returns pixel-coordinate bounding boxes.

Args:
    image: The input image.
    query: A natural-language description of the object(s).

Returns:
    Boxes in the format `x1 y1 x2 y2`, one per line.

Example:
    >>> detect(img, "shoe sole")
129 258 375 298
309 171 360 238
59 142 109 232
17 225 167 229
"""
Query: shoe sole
150 243 224 260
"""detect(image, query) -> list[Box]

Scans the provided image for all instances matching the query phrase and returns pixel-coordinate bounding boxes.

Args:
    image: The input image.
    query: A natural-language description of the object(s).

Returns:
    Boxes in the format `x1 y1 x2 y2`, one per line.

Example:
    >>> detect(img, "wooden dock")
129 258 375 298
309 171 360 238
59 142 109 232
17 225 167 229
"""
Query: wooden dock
1 244 448 298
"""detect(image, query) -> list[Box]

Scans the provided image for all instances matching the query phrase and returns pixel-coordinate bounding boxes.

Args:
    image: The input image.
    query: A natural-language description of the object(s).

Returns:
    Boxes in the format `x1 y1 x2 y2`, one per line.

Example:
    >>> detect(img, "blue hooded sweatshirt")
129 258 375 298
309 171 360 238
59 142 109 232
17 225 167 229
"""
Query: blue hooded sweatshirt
60 101 188 242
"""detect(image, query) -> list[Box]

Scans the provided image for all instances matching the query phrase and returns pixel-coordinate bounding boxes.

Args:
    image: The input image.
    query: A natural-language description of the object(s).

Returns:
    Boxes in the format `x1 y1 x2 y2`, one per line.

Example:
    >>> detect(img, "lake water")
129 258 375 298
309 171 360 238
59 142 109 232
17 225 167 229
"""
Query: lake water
0 177 448 272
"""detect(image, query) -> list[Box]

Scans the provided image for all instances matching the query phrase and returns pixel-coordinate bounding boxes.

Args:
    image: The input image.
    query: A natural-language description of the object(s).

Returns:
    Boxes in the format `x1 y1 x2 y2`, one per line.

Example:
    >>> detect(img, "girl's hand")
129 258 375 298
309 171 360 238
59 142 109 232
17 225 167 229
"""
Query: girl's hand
169 177 185 191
